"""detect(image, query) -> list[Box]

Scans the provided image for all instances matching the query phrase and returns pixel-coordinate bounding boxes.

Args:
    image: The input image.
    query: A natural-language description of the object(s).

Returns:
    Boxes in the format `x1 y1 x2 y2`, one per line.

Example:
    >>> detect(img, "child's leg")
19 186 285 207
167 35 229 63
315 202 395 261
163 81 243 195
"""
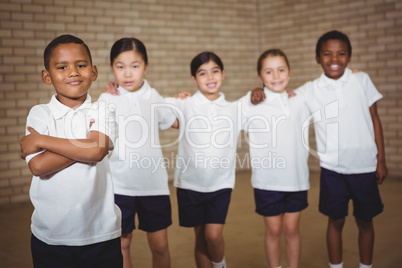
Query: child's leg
147 228 170 268
121 233 133 268
194 224 211 268
204 223 225 263
326 217 345 265
282 212 301 268
355 218 374 266
264 215 283 268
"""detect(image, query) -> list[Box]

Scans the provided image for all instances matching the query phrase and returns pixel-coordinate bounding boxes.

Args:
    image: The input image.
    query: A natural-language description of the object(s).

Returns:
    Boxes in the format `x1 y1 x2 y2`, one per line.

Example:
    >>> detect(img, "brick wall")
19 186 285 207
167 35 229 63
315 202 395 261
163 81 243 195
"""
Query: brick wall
258 0 402 174
0 0 400 205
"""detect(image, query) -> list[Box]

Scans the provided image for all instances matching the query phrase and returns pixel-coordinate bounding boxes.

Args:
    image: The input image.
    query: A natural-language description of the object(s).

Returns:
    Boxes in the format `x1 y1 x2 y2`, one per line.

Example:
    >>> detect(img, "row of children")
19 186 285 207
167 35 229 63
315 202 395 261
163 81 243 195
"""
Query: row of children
20 29 387 268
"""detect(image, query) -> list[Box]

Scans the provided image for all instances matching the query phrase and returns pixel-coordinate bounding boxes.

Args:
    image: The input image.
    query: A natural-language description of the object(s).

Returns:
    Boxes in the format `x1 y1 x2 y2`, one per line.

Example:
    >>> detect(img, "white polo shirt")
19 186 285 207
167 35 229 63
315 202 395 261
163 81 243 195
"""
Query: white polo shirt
25 94 121 246
298 68 382 174
98 80 177 196
166 91 241 193
240 88 310 191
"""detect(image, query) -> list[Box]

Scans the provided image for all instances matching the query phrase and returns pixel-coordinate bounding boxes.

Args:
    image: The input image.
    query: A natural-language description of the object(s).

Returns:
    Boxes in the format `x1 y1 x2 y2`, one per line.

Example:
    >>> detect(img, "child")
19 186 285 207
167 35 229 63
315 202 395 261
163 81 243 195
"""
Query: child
98 37 178 268
252 30 387 268
240 49 310 268
165 51 241 268
20 34 122 268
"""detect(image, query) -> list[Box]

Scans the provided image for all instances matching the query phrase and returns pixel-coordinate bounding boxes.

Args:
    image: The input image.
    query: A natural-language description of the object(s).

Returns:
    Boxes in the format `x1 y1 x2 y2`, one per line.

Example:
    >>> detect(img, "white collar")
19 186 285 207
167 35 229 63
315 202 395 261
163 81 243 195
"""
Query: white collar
262 87 289 105
48 94 92 120
117 79 151 99
318 68 351 89
192 90 229 107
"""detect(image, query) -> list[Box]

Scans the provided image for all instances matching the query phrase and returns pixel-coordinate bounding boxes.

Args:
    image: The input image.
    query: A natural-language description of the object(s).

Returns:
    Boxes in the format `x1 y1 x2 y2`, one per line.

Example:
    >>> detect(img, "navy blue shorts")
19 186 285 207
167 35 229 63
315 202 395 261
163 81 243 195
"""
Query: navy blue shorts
114 194 172 233
319 168 384 221
31 235 122 268
254 188 308 217
177 188 232 227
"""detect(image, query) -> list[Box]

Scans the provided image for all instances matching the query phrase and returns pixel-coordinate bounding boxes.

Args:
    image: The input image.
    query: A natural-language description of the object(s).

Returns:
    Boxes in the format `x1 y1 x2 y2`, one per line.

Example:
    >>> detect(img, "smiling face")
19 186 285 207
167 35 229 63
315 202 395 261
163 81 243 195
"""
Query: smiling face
112 50 148 92
316 39 351 80
258 55 291 93
41 43 98 108
191 60 225 101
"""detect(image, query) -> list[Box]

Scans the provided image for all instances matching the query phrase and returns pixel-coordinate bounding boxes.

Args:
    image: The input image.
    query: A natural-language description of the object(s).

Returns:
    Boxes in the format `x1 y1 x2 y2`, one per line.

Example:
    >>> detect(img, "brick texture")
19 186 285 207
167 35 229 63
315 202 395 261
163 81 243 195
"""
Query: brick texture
0 0 400 206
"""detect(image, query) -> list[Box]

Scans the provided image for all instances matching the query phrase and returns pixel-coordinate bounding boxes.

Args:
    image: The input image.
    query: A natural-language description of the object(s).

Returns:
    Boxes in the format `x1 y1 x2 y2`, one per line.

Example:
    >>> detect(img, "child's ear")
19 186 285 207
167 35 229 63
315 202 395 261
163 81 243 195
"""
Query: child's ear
41 70 52 85
91 65 98 81
191 76 198 86
315 56 321 64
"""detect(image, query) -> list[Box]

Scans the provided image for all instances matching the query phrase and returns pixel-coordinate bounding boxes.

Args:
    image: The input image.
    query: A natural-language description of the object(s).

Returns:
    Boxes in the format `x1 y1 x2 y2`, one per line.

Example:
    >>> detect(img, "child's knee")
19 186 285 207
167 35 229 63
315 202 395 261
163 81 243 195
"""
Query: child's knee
355 217 374 231
205 231 224 246
329 217 346 230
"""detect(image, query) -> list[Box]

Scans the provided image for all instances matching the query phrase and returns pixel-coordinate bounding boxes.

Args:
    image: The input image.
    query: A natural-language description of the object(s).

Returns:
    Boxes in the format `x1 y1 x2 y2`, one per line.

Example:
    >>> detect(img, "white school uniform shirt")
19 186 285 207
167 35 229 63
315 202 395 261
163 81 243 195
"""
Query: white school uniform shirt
240 88 310 191
166 91 241 193
97 80 177 196
298 68 382 174
25 94 121 246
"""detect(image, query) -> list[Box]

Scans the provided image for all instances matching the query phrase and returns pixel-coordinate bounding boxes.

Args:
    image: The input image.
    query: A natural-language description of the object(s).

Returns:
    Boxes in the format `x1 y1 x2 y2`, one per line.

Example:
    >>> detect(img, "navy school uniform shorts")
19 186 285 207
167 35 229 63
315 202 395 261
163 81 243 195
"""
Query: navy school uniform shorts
114 194 172 234
319 167 384 221
176 188 232 227
254 188 308 217
31 235 122 268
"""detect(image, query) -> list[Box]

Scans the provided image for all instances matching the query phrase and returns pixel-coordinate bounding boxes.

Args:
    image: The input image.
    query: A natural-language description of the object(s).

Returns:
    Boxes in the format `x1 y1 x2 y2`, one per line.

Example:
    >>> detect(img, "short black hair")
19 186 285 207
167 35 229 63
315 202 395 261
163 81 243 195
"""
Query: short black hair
315 30 352 58
190 51 224 77
110 37 148 66
43 34 92 70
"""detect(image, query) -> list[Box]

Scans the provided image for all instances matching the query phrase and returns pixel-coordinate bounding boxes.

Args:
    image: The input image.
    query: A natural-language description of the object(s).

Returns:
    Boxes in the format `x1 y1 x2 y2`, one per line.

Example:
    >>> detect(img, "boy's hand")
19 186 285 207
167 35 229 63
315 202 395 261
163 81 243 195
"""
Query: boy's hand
20 127 42 159
251 88 265 104
376 161 388 184
175 91 192 99
103 82 119 95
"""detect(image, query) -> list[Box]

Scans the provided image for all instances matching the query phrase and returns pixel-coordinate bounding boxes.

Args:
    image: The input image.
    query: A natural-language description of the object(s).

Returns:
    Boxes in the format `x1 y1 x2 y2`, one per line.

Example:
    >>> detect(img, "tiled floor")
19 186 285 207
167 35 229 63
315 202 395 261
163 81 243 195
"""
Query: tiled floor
1 171 401 268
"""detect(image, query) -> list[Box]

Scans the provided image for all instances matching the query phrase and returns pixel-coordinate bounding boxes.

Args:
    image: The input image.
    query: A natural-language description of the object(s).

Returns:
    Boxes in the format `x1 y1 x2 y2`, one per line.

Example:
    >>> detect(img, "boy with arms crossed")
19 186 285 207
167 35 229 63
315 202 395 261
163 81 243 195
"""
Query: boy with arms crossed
20 34 122 268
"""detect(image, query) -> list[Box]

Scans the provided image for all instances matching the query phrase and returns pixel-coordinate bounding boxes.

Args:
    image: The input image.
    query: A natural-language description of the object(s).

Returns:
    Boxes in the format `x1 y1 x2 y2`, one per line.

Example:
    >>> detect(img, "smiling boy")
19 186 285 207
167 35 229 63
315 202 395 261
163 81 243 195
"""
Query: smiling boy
20 34 122 268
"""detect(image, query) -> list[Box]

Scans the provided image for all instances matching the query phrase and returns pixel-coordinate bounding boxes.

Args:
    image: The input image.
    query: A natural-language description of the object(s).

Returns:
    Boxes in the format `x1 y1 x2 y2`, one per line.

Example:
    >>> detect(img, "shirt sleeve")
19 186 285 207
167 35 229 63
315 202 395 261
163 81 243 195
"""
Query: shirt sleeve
357 72 383 107
236 92 252 131
24 105 49 163
89 101 117 146
155 101 178 130
164 97 185 120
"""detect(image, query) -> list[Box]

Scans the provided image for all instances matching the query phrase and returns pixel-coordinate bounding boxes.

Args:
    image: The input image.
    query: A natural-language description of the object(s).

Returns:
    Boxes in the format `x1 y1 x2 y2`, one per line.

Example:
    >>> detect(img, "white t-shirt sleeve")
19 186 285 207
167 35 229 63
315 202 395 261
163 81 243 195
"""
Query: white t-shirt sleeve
164 97 185 120
24 105 49 163
89 101 117 146
236 92 252 131
152 95 177 130
356 72 383 107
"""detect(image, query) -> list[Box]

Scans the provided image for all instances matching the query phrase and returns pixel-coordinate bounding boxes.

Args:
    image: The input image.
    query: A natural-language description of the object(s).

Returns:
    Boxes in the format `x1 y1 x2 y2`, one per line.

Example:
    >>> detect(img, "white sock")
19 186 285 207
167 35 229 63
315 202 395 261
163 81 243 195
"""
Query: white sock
359 263 372 268
211 257 226 268
329 262 343 268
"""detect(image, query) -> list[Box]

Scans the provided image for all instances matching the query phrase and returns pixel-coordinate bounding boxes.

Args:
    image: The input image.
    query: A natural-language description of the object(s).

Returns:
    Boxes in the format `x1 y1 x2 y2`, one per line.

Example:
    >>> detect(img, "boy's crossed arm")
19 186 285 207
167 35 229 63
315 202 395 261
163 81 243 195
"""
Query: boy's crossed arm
21 126 112 177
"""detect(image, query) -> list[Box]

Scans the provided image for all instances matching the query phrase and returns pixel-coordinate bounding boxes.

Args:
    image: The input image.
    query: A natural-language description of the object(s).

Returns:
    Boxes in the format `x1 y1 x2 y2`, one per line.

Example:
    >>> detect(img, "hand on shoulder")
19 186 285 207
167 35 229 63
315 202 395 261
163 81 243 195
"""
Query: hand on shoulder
103 82 119 95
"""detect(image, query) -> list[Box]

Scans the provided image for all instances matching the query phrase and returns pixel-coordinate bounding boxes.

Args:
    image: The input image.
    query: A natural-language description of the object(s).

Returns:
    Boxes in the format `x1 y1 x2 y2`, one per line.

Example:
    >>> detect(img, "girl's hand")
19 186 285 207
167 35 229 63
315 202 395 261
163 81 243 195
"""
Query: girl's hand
251 88 265 104
20 127 42 159
376 161 388 185
103 82 119 95
352 69 362 74
175 91 192 99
